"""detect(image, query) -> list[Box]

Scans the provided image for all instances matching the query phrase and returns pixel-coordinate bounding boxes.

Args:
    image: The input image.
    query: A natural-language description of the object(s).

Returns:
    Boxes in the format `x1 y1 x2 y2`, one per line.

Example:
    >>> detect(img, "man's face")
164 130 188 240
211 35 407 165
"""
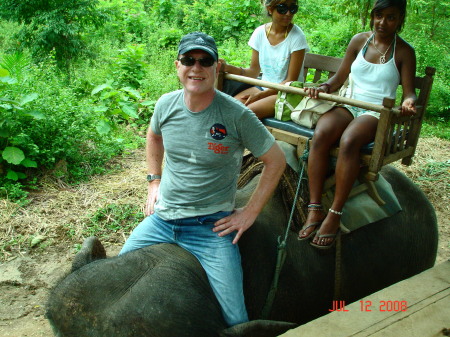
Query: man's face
175 50 219 95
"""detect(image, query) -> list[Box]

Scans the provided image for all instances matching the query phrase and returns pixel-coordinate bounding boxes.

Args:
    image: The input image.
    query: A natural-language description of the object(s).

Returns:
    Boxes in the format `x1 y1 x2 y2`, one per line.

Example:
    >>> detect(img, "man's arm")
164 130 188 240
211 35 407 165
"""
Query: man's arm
213 142 286 244
145 126 164 216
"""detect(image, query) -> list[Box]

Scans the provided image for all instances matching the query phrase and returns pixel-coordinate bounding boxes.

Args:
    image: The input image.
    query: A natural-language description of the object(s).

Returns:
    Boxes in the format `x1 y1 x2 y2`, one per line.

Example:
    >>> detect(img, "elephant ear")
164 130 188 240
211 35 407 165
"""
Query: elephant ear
71 236 107 272
219 319 297 337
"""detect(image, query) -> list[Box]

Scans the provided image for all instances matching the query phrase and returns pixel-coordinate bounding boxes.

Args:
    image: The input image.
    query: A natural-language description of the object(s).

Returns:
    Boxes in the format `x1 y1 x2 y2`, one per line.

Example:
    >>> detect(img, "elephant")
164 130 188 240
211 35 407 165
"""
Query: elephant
46 164 438 336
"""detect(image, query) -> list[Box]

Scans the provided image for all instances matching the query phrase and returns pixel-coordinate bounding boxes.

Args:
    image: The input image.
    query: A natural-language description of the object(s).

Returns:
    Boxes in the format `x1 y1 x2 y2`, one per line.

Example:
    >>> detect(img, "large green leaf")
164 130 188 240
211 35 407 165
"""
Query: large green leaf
20 93 39 105
119 102 138 119
24 110 45 119
0 68 9 77
21 158 38 168
6 170 19 181
0 76 17 84
96 120 111 135
91 83 113 96
100 90 119 100
2 147 25 165
121 87 141 100
94 106 109 113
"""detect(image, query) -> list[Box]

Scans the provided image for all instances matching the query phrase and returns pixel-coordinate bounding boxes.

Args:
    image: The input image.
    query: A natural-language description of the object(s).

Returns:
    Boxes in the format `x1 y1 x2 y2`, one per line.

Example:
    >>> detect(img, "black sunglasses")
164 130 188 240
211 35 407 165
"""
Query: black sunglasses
275 3 299 15
178 56 215 67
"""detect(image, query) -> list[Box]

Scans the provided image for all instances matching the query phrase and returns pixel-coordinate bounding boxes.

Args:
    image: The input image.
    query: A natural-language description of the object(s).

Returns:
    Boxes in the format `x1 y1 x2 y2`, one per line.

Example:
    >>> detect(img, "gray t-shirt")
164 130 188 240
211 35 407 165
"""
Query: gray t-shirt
150 89 275 220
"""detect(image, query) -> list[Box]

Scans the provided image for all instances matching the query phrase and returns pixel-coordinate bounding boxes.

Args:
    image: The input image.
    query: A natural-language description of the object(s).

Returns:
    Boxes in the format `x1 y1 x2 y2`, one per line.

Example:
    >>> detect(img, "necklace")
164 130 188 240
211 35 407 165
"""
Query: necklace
266 23 289 39
372 35 395 64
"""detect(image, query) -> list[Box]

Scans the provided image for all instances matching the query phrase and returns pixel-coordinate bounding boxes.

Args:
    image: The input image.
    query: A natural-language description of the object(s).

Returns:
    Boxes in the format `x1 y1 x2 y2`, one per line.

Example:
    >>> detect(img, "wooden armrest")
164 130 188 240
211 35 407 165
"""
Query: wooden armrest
223 73 395 115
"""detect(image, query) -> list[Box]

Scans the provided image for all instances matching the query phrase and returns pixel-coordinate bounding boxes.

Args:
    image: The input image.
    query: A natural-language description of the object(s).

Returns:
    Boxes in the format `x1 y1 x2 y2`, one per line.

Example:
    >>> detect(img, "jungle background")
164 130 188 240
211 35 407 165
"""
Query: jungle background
0 0 448 335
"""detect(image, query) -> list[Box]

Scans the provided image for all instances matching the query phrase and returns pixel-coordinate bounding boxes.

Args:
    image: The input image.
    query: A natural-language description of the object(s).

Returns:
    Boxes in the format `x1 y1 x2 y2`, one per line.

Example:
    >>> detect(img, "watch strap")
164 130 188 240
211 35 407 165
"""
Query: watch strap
146 174 161 182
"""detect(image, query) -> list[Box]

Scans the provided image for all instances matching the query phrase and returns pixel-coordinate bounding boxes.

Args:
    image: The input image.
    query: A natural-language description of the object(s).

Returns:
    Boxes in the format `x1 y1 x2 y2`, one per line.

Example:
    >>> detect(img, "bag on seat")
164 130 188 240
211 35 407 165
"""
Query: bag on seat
275 78 351 128
274 81 305 121
290 96 337 128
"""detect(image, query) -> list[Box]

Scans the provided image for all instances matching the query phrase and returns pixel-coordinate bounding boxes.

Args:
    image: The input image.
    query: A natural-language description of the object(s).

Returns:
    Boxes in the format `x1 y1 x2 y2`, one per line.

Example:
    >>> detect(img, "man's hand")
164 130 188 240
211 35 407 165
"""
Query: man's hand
144 181 160 216
212 208 258 245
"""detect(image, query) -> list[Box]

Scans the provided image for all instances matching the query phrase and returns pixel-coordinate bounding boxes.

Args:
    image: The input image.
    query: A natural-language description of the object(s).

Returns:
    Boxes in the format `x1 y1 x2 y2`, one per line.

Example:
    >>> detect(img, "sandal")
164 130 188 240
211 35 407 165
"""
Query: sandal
298 221 321 241
310 230 340 250
310 208 343 250
298 203 324 241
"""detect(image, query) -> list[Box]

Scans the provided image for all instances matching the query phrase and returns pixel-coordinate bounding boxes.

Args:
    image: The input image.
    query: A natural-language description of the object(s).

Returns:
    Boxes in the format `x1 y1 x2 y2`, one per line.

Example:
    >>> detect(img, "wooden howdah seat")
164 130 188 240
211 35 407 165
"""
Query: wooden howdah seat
218 53 436 206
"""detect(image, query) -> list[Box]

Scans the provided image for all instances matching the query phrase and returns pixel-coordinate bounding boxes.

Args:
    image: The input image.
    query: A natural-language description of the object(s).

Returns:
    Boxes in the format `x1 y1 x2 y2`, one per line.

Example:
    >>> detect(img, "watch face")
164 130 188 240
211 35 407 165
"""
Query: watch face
147 174 161 181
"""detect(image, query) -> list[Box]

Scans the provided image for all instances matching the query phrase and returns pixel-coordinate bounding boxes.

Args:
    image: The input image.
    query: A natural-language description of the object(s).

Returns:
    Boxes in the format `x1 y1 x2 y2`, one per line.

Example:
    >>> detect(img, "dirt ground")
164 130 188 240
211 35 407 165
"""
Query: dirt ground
0 137 448 336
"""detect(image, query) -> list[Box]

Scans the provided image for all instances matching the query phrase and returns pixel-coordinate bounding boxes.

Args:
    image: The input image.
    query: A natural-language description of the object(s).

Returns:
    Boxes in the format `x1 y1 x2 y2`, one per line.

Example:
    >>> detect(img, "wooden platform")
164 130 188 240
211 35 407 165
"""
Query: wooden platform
280 261 450 337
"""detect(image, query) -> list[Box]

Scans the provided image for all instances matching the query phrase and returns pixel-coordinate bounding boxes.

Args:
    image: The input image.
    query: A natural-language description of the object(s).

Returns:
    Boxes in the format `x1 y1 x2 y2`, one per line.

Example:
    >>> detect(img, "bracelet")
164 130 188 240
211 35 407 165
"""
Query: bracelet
320 83 331 93
329 208 343 216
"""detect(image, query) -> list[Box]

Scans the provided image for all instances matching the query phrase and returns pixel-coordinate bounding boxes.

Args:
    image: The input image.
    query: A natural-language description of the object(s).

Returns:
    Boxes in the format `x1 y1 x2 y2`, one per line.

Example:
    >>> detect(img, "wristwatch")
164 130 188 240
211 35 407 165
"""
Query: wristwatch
146 174 161 182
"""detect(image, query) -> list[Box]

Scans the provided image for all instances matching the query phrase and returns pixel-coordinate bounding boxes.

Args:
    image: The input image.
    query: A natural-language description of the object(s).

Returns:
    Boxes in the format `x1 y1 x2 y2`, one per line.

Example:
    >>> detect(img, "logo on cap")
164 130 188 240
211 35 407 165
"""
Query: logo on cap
195 37 206 45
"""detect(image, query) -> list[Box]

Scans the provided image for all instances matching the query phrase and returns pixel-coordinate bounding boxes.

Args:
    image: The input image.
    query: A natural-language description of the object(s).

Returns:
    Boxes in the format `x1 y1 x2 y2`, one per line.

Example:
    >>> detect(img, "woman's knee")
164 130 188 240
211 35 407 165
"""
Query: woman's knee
311 127 339 150
338 133 365 155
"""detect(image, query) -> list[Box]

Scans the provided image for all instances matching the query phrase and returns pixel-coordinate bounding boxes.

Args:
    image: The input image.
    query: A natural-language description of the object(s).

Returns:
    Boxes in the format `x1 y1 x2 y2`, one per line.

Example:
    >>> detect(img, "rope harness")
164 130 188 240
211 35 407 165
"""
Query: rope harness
260 141 343 319
261 144 309 319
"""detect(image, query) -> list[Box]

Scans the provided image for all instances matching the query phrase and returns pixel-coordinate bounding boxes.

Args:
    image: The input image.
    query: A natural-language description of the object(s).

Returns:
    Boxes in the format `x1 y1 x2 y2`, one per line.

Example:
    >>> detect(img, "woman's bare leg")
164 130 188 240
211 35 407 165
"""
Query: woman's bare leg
234 87 261 104
299 107 353 239
247 95 278 119
312 115 379 247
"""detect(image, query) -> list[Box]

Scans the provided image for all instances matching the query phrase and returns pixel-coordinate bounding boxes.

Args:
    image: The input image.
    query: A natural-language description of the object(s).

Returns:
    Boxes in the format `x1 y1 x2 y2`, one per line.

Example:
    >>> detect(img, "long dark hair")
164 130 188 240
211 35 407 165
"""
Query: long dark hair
370 0 407 32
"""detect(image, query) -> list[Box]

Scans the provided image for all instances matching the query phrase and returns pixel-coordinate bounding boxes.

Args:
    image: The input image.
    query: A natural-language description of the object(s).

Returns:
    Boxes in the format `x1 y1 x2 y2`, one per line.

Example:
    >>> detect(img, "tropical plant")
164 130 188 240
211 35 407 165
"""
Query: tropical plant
0 0 107 70
0 67 40 182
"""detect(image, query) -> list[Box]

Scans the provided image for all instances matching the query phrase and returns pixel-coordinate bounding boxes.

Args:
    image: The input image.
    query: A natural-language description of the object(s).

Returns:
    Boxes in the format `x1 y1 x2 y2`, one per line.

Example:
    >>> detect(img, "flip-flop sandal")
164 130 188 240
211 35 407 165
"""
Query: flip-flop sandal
310 230 340 250
297 221 321 241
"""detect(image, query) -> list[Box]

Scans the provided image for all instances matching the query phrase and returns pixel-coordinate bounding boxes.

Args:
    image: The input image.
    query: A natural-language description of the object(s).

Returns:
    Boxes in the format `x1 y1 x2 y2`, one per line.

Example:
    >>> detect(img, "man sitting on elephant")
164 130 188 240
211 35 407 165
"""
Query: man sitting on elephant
119 32 286 327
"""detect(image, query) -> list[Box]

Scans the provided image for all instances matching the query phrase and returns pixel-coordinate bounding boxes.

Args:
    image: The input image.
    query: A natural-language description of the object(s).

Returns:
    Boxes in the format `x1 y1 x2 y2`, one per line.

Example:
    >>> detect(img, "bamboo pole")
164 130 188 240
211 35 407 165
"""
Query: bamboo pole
224 73 401 115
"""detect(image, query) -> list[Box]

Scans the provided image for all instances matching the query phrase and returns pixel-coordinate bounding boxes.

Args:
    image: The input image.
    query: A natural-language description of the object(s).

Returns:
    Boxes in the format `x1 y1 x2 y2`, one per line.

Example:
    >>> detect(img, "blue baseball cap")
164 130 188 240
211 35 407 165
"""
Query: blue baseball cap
178 32 218 61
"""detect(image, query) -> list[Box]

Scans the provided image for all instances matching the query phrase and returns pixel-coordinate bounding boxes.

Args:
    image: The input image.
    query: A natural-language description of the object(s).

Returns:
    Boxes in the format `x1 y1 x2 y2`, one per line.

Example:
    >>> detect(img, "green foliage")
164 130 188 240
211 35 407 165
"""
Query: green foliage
219 39 252 67
420 120 450 140
0 50 143 200
111 44 147 89
0 0 107 70
91 80 154 135
0 52 31 81
330 0 372 28
0 66 40 183
83 203 142 238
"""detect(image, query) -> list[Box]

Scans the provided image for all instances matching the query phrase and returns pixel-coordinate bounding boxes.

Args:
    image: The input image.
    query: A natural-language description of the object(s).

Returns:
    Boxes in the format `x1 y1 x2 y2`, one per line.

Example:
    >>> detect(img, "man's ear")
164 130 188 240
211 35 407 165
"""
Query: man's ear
216 61 221 75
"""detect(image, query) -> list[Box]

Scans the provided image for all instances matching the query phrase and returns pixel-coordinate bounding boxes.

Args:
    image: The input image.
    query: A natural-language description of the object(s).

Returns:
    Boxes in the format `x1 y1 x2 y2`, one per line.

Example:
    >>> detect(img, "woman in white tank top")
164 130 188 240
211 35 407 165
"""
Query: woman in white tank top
298 0 417 249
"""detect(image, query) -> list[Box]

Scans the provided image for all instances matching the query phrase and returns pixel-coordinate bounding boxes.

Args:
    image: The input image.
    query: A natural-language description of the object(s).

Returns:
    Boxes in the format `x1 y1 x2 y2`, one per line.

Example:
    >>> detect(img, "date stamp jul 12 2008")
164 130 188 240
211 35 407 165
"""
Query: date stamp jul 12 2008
329 300 408 312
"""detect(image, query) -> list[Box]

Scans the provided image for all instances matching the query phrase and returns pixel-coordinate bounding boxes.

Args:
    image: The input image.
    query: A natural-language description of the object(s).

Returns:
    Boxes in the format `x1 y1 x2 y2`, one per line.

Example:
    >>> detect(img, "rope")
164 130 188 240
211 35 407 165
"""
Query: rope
261 143 310 319
334 233 343 300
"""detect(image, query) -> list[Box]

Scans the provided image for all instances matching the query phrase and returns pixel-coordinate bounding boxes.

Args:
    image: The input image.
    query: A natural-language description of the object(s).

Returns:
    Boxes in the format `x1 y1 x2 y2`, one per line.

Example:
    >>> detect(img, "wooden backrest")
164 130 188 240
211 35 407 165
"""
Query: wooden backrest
302 53 343 83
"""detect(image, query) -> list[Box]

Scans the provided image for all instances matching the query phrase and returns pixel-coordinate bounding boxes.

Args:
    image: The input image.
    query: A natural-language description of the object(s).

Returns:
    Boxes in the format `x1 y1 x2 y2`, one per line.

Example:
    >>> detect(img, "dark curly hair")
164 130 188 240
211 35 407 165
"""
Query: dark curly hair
370 0 407 32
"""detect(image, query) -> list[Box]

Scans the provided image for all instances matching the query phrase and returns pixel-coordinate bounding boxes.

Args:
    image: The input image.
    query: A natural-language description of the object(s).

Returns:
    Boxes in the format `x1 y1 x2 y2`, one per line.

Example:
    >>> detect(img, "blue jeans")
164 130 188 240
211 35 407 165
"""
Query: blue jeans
119 211 249 326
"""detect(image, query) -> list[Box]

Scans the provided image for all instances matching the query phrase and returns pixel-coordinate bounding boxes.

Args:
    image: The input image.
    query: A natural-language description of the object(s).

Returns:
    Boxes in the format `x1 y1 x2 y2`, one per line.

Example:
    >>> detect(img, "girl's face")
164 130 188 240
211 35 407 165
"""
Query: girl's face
268 1 298 26
373 6 404 36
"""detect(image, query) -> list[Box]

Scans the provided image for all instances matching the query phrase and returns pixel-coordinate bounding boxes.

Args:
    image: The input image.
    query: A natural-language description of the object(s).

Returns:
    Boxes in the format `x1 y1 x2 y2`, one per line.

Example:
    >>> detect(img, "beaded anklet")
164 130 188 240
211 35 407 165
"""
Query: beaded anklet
329 208 343 215
308 203 322 211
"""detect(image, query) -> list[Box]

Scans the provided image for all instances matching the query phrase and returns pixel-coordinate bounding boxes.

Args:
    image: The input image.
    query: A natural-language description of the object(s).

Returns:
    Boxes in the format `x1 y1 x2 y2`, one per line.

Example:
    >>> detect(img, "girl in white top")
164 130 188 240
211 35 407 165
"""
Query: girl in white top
221 0 309 119
298 0 417 249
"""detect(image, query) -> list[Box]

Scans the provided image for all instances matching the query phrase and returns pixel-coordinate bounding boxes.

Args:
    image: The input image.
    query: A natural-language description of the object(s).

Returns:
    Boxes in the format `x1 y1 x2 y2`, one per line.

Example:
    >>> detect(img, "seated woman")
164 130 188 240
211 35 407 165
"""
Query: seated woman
220 0 309 119
298 0 417 249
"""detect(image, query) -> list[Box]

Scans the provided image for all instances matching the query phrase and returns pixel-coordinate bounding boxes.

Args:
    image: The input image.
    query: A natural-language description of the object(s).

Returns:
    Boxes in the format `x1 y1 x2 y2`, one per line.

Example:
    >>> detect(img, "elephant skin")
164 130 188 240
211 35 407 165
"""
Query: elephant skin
46 166 437 336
